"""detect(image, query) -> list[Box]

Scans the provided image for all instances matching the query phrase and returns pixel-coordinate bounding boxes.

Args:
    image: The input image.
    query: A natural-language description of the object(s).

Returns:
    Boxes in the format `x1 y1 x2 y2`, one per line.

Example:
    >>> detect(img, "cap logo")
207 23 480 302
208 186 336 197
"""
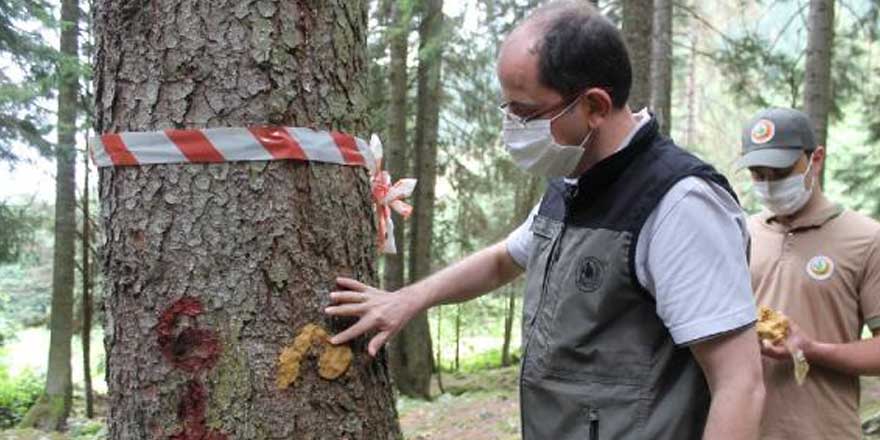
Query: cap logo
806 255 834 281
751 119 775 144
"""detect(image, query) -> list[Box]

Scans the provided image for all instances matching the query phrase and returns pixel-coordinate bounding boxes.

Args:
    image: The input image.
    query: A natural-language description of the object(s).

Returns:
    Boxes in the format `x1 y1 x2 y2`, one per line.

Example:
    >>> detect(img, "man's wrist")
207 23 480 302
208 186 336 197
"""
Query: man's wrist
396 286 432 314
802 339 829 362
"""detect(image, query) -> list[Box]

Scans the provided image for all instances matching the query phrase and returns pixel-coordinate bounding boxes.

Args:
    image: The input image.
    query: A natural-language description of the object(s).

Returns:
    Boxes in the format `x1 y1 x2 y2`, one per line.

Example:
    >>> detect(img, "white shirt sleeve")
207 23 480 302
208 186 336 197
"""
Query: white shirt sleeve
636 177 756 345
506 203 540 268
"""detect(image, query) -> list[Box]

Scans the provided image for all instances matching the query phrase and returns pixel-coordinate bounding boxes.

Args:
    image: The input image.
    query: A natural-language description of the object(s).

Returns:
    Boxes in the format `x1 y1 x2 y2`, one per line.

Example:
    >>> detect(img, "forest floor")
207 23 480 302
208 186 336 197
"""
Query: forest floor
4 365 880 439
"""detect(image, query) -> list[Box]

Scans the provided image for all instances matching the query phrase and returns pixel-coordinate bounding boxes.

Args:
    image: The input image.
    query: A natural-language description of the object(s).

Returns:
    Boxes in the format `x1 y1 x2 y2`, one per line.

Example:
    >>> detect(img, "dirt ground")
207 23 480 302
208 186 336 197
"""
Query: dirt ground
4 366 880 439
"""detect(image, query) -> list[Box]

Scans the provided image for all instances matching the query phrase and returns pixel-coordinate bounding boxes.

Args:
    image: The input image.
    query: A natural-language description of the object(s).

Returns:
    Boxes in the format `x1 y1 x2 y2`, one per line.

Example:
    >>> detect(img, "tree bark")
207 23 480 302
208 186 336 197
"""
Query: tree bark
803 0 834 184
397 0 443 400
20 0 79 430
622 0 653 110
93 0 401 438
650 0 673 135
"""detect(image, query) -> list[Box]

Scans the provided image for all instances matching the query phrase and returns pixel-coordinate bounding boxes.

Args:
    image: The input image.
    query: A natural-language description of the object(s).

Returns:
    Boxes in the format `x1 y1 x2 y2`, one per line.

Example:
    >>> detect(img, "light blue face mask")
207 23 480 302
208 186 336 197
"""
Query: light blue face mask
752 160 815 216
501 98 594 178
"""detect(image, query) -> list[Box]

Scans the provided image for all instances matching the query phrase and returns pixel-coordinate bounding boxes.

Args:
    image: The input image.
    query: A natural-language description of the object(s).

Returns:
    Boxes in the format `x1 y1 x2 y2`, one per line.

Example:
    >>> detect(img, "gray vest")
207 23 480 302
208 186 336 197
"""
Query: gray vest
520 119 737 440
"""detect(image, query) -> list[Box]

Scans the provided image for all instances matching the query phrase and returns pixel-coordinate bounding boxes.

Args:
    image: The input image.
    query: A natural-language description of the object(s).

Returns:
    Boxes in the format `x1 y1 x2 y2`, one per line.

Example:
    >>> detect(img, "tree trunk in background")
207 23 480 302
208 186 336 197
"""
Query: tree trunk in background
20 0 79 430
501 287 516 367
382 1 411 294
803 0 834 184
454 305 461 372
384 0 422 399
685 32 698 148
82 151 94 419
622 0 653 110
93 1 400 438
399 0 443 400
650 0 673 135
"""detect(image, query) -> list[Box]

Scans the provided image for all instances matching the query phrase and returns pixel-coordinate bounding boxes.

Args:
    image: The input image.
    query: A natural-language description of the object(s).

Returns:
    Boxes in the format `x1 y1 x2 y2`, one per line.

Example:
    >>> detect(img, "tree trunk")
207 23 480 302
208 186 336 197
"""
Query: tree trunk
803 0 834 184
382 1 411 294
434 306 444 394
501 287 516 367
684 32 698 148
383 0 420 399
82 148 94 419
93 1 401 438
397 0 443 400
454 304 461 372
20 0 79 430
650 0 673 135
622 0 653 110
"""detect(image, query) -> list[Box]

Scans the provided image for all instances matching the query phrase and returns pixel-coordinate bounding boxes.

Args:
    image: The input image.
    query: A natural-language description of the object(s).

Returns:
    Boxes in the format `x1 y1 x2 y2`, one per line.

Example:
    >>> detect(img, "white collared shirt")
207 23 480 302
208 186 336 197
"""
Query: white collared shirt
506 111 755 345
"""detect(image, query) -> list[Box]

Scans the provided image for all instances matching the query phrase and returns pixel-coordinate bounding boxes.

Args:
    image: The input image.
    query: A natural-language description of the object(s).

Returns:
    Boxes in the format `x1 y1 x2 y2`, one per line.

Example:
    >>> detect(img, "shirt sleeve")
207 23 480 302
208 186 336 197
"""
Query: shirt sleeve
506 203 540 268
860 230 880 331
640 177 757 345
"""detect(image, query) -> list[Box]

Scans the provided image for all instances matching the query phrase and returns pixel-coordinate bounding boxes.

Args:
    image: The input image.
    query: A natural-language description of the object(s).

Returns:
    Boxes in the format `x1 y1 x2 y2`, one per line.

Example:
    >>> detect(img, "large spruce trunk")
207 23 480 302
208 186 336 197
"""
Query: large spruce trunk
93 1 401 438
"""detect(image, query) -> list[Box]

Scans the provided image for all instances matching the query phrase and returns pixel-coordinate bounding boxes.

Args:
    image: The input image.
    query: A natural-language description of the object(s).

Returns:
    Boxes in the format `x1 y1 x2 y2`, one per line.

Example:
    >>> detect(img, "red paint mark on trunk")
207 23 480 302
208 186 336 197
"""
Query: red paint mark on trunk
157 297 220 372
168 381 228 440
157 299 230 440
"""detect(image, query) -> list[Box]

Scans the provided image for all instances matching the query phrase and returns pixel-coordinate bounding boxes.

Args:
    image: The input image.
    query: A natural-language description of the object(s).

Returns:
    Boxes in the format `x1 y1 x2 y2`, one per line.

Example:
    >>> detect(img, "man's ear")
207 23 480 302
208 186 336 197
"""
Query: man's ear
583 88 612 126
812 146 826 174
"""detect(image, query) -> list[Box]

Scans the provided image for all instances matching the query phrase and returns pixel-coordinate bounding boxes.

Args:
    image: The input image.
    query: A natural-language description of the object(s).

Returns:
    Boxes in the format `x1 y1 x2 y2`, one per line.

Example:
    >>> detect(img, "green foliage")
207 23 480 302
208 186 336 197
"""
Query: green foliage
0 0 57 164
0 362 43 429
0 200 46 264
67 419 106 440
0 223 54 332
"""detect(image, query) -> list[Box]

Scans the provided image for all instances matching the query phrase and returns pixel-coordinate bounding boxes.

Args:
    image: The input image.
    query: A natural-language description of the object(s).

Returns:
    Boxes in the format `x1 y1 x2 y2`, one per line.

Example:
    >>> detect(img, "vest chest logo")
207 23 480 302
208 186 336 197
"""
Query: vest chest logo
576 256 607 293
806 255 834 281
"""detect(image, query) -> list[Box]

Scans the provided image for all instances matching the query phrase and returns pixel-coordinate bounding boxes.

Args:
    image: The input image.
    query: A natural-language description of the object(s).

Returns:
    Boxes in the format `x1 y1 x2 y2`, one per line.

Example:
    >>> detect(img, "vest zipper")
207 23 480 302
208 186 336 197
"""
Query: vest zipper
589 408 599 440
532 185 576 326
523 185 576 360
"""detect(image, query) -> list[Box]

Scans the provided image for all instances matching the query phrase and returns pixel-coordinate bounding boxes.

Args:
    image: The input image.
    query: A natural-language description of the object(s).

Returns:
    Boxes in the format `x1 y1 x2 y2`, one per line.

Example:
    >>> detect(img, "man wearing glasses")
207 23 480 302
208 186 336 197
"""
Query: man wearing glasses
739 107 880 439
325 1 765 438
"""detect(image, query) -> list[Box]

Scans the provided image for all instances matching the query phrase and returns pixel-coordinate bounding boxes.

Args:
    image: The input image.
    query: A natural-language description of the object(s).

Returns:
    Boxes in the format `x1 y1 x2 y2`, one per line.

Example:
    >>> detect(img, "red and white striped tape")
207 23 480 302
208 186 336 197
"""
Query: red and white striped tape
89 128 416 254
89 126 376 171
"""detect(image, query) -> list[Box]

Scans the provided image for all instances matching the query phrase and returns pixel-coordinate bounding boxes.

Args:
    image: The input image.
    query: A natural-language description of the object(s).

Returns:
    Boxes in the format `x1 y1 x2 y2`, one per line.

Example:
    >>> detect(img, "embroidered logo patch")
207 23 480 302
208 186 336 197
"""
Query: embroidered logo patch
576 256 606 293
751 119 776 144
806 255 834 281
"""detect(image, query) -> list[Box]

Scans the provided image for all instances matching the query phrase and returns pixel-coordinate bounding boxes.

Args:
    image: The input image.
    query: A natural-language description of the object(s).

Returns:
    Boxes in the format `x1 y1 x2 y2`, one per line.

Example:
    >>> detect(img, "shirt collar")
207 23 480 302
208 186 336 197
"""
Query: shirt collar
564 108 652 185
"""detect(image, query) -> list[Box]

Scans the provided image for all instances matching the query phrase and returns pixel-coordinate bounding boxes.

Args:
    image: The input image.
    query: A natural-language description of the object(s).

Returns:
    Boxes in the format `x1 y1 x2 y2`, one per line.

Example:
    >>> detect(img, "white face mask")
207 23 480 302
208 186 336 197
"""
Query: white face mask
502 99 593 177
752 160 815 216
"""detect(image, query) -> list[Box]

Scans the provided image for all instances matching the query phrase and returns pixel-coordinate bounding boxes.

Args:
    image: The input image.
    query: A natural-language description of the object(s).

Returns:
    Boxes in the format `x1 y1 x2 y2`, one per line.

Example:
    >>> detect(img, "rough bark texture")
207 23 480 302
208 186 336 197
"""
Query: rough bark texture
803 0 834 183
650 0 672 135
622 0 653 111
21 0 79 430
397 0 443 400
93 0 401 438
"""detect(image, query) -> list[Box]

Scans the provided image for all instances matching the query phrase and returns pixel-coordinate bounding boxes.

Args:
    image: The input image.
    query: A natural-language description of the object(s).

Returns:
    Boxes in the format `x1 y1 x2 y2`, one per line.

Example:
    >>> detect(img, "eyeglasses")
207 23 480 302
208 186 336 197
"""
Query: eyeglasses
498 86 612 126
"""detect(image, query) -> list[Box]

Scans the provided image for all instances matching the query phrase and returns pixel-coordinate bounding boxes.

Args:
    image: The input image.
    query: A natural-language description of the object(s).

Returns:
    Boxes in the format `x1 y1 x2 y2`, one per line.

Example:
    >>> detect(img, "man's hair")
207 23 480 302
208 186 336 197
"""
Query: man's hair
526 1 632 109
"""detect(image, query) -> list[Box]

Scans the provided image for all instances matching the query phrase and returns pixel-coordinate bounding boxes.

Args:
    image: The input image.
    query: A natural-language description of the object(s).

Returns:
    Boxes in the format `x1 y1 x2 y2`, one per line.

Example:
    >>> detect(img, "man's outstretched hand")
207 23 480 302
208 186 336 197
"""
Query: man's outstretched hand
324 277 425 357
